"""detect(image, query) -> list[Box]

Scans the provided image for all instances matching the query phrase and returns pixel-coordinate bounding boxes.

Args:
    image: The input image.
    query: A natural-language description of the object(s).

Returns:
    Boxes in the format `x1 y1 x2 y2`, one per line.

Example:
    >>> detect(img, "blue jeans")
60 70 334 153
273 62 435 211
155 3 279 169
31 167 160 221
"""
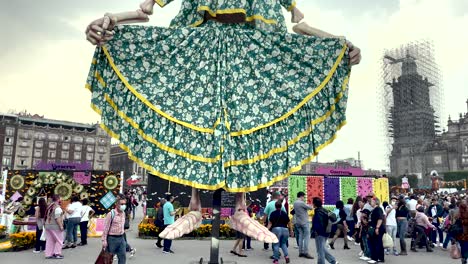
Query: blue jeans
272 227 289 261
296 223 310 255
397 219 408 253
163 225 172 252
362 233 371 257
431 222 443 244
107 235 126 264
460 241 468 260
293 225 300 246
242 236 252 249
315 235 336 264
346 220 355 237
65 217 80 244
443 233 453 249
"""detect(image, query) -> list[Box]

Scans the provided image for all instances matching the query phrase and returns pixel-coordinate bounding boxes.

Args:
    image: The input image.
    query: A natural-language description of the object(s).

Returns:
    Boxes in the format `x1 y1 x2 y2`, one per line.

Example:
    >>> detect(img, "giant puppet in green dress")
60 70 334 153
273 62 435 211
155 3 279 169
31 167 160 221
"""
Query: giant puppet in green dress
85 0 361 243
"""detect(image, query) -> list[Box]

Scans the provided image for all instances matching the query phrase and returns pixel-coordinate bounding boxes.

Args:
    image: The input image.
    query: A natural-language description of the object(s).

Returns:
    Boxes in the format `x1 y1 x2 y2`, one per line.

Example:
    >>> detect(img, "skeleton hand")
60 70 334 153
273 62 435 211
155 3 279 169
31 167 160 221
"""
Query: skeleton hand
347 41 362 66
86 15 117 46
291 7 304 23
85 0 155 46
140 0 155 15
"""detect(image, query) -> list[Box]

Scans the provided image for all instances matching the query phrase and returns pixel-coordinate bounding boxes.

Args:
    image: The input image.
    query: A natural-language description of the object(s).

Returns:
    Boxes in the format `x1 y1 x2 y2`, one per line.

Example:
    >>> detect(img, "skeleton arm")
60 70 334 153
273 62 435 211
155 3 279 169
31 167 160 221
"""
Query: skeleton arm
293 22 362 66
86 0 156 45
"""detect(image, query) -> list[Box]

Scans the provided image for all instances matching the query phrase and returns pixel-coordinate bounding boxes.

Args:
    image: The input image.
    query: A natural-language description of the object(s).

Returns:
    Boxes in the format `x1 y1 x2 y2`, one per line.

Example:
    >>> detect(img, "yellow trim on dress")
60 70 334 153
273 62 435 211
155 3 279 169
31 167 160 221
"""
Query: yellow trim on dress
101 43 346 136
154 0 166 8
224 120 347 193
224 75 349 168
90 102 347 192
85 84 92 91
230 43 348 137
103 93 222 163
95 119 226 190
90 103 102 115
101 46 217 134
86 70 348 166
95 71 106 88
287 1 297 12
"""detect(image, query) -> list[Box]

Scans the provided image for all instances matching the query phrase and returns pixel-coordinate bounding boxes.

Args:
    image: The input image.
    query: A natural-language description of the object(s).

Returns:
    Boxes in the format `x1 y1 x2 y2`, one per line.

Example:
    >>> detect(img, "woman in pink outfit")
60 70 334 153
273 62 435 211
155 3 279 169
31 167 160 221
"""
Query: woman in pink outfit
44 195 65 259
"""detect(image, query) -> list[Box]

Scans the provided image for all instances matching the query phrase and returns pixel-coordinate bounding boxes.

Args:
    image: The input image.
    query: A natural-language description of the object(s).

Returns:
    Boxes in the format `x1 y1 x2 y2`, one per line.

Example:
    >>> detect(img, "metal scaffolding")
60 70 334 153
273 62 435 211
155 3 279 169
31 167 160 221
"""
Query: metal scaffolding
378 40 443 169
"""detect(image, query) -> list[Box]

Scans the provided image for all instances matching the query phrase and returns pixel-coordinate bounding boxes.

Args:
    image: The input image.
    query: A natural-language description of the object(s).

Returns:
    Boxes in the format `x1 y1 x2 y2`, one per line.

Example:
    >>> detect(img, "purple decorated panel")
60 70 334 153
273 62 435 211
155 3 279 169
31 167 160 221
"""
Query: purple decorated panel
73 171 91 185
324 177 340 205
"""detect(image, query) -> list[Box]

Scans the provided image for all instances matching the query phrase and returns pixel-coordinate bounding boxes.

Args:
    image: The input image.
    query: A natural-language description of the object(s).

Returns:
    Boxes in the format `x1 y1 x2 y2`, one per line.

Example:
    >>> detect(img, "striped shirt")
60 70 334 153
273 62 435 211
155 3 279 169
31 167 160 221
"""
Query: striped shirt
102 209 125 241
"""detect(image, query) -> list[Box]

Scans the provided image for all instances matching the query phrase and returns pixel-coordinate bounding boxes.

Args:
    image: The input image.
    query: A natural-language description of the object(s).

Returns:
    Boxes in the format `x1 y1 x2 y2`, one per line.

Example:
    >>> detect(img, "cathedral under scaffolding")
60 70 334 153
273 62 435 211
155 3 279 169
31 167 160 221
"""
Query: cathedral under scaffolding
379 40 446 177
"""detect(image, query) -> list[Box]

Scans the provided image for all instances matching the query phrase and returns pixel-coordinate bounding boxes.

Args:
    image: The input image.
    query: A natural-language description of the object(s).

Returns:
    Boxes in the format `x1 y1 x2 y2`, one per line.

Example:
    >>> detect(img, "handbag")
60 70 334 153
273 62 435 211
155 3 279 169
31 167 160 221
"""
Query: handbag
95 249 113 264
382 233 393 248
449 219 463 237
40 227 46 241
450 243 461 259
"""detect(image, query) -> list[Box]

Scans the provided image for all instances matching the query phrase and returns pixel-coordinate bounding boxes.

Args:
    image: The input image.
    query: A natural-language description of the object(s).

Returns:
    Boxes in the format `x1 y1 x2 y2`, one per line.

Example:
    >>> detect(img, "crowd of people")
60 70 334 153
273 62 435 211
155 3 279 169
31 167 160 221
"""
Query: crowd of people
0 187 148 263
203 190 468 264
3 183 468 264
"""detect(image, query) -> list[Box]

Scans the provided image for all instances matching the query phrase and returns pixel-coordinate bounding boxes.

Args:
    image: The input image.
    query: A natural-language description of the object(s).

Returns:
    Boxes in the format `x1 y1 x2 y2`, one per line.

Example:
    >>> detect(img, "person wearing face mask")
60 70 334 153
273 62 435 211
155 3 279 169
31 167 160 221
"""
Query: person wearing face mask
102 194 128 264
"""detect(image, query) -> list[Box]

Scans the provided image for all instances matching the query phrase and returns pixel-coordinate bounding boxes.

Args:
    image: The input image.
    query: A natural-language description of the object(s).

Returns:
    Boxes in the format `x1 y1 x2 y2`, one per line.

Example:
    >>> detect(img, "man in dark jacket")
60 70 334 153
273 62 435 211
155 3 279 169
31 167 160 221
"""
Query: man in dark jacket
312 197 339 264
427 198 444 247
155 198 166 248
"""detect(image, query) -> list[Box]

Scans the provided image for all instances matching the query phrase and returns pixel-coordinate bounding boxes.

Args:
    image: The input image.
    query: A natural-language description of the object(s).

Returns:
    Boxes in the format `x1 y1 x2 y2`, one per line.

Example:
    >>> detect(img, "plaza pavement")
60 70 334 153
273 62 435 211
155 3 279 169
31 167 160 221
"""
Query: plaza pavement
0 207 460 264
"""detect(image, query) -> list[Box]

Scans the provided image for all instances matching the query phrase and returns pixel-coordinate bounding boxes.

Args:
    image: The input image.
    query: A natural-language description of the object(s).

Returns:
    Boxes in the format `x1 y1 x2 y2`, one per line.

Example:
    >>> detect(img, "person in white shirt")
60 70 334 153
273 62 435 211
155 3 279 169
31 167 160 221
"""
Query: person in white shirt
384 198 398 256
79 198 95 246
407 195 418 218
63 196 82 248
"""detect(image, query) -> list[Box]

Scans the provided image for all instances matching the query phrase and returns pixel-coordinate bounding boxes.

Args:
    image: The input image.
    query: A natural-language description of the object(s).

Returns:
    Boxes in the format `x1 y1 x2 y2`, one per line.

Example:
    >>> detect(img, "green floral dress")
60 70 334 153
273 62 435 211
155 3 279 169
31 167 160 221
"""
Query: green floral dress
86 0 351 192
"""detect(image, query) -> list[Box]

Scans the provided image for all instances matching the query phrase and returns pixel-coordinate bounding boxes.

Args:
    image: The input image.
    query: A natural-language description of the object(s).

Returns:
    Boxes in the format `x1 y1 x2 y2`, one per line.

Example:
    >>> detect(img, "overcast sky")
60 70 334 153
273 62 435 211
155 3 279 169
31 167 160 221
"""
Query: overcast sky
1 0 467 171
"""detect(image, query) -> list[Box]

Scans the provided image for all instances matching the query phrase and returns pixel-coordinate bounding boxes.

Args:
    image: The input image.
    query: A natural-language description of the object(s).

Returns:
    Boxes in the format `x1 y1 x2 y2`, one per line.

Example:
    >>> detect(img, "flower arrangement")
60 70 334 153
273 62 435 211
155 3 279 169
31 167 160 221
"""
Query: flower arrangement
138 223 160 237
0 225 6 238
195 224 212 237
9 232 36 250
137 222 236 238
219 224 236 238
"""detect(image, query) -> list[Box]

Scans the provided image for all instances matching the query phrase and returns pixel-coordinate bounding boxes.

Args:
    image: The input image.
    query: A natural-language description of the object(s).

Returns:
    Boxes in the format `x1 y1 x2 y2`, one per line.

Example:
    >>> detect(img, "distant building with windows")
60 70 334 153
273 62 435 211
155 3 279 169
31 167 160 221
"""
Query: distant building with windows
0 113 111 170
110 144 148 186
390 100 468 177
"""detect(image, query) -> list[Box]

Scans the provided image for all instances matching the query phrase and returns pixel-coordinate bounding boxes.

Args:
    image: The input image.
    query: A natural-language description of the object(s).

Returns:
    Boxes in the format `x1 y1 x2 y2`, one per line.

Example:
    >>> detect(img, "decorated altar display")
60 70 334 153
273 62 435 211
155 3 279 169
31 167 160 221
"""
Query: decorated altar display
288 175 389 208
4 170 121 216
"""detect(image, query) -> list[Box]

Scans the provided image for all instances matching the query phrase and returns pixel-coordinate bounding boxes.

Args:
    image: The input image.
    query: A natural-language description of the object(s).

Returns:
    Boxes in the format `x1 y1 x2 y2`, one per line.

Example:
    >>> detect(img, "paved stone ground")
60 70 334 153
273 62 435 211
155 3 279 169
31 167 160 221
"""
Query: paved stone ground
0 207 461 264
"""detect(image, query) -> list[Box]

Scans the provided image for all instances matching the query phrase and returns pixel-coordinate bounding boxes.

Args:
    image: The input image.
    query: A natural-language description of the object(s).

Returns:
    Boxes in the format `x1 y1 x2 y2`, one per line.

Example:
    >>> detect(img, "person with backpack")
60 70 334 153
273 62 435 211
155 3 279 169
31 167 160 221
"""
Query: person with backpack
102 194 128 264
268 201 292 264
329 200 350 250
312 197 339 264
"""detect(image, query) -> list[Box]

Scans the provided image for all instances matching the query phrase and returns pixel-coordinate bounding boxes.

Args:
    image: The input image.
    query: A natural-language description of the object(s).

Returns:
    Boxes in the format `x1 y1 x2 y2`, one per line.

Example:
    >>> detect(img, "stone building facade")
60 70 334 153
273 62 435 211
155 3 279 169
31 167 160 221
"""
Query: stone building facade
0 113 111 171
390 99 468 177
